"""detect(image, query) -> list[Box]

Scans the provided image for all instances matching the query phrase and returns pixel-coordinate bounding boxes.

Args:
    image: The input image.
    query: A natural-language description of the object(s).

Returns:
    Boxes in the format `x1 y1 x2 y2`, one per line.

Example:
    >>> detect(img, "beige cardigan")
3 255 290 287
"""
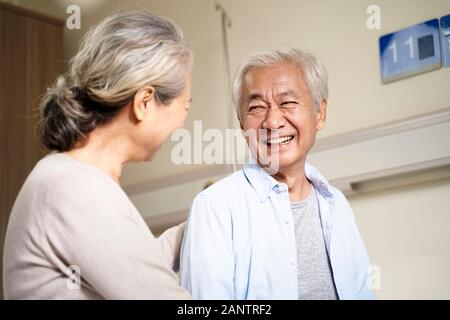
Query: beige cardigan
3 153 190 299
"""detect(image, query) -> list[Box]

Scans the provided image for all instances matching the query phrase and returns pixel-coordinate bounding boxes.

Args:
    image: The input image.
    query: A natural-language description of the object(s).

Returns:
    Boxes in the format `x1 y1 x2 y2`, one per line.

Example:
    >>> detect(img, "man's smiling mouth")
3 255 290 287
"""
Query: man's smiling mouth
264 135 295 145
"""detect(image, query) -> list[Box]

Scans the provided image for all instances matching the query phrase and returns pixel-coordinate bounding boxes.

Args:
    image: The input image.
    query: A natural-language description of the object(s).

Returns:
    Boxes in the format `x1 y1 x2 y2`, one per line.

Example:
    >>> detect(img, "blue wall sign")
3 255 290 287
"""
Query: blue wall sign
441 14 450 68
379 19 442 83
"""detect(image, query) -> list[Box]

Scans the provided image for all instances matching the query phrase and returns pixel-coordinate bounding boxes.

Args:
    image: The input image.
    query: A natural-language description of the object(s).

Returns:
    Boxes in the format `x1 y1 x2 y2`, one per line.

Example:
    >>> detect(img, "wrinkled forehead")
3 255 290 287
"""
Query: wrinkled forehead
242 63 309 101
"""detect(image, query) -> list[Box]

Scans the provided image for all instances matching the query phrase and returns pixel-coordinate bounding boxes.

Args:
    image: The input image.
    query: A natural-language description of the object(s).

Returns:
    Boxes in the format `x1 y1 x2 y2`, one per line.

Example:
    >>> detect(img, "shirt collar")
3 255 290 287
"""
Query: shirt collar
242 161 334 202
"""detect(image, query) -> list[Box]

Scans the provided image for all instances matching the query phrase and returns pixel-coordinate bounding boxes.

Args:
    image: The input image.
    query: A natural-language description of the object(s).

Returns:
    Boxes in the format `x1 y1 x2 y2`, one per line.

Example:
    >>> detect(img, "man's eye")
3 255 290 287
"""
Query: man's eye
281 101 298 108
248 106 265 113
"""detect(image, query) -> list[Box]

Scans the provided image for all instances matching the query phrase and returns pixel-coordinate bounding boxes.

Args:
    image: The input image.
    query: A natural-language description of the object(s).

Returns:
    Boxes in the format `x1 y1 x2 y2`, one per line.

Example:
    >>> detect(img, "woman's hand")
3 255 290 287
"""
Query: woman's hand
157 222 186 273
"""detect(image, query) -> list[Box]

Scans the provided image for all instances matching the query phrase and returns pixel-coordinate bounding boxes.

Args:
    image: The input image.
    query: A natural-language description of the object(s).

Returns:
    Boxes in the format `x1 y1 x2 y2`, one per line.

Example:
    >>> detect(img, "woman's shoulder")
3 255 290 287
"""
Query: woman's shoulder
23 153 123 206
12 153 137 232
29 153 107 185
8 153 128 242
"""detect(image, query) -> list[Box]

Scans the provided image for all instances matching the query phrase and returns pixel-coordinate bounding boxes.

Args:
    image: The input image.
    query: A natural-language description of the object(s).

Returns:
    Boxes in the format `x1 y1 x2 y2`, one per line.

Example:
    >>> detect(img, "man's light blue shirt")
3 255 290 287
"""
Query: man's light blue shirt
180 162 375 300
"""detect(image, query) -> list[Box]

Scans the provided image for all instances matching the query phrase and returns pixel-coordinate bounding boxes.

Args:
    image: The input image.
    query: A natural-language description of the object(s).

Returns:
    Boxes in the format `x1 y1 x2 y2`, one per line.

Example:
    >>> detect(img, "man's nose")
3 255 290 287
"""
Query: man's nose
262 106 286 130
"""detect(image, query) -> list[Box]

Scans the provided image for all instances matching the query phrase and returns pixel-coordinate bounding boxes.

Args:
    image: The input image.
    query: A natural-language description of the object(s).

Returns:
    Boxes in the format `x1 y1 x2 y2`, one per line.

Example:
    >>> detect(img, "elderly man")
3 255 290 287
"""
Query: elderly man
180 48 375 300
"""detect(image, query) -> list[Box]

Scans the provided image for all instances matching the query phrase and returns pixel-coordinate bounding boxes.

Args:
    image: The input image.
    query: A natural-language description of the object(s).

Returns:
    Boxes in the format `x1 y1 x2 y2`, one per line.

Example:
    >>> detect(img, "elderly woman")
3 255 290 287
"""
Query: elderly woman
4 10 192 299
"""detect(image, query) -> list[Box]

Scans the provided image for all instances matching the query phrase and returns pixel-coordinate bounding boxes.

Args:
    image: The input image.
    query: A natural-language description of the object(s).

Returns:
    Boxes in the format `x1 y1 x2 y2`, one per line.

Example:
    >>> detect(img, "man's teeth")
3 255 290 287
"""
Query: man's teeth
266 135 294 145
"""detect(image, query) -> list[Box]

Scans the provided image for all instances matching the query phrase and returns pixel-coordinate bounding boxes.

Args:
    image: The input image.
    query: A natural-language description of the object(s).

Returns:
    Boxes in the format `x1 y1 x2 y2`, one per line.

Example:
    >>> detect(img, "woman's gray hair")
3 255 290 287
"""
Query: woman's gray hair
232 48 328 115
40 10 193 152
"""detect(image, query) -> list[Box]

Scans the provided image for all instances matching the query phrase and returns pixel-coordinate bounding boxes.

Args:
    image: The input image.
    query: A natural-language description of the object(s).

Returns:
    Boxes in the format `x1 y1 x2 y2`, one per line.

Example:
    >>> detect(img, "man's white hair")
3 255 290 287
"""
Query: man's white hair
232 48 328 115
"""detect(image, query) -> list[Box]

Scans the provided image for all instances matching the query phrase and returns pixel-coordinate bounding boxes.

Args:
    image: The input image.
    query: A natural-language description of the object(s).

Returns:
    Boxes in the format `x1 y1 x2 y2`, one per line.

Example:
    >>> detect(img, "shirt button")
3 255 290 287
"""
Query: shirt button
285 220 289 224
290 261 295 266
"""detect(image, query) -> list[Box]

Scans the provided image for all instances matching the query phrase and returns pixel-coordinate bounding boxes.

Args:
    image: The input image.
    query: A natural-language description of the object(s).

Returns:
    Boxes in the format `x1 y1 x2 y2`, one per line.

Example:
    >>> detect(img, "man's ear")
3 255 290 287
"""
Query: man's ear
239 115 244 130
237 106 244 130
316 99 327 131
133 86 156 121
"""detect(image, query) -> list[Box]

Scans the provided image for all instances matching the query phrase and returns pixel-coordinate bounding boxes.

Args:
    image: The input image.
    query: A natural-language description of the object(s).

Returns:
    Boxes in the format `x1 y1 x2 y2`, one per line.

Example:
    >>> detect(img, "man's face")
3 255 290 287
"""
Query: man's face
239 63 326 174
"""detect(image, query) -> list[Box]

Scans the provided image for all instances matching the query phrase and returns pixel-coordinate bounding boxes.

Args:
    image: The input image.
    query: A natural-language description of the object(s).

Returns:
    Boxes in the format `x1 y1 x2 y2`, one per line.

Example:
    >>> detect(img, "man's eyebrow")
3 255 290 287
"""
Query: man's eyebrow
245 93 265 104
277 89 298 98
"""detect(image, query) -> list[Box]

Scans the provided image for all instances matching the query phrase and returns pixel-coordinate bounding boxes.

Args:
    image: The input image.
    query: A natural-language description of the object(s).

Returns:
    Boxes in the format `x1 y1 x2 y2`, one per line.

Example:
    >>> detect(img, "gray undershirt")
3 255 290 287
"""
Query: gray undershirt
290 185 338 300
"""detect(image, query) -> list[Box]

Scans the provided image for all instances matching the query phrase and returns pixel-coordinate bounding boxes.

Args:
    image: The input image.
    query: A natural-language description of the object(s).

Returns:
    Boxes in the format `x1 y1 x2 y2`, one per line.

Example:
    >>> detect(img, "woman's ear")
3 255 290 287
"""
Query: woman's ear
133 86 156 121
316 99 327 131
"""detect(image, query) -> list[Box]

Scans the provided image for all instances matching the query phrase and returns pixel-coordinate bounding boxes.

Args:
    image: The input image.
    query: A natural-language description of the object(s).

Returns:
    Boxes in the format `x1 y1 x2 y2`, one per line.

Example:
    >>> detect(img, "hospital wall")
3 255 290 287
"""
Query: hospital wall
3 0 449 299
